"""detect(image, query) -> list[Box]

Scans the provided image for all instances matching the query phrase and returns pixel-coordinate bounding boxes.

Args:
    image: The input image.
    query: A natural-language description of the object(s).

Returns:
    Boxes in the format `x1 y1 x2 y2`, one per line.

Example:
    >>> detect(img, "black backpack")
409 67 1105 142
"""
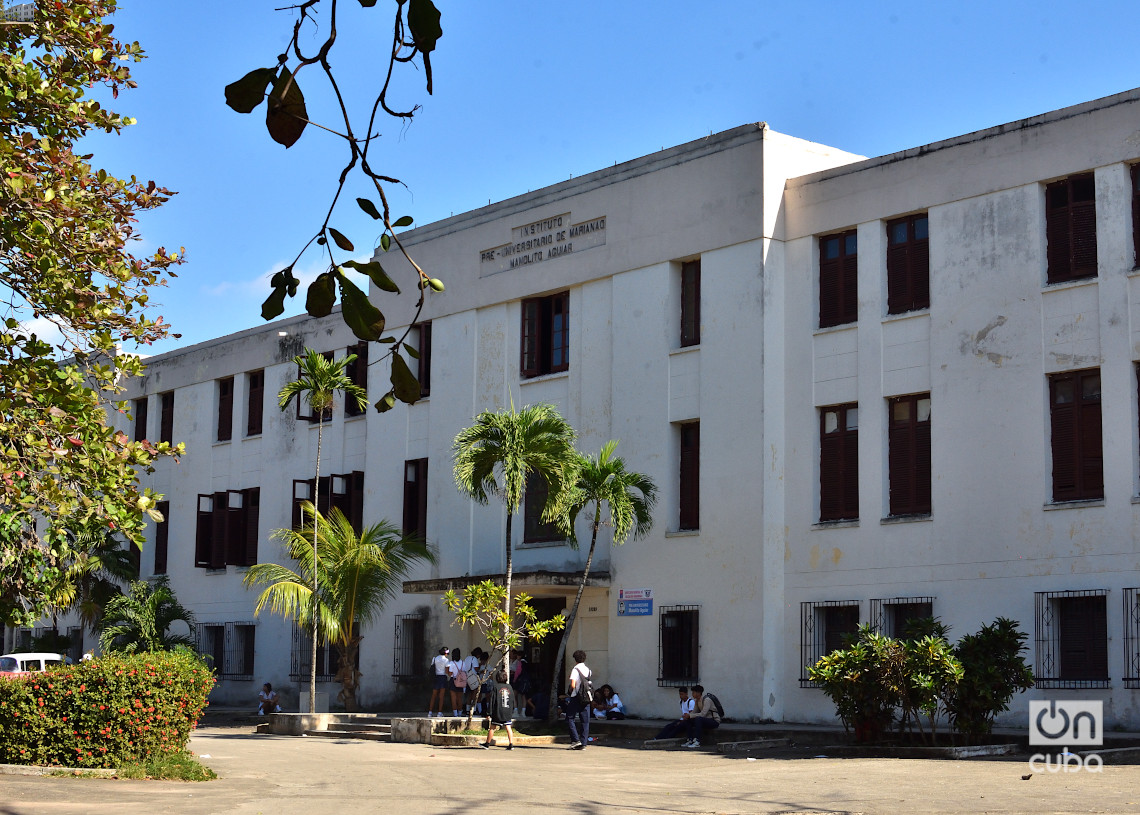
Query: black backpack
706 692 725 718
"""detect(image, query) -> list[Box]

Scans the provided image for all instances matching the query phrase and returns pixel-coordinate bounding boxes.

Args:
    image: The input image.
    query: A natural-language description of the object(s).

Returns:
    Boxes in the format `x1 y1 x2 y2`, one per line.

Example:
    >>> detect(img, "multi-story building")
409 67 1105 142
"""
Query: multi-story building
11 87 1140 727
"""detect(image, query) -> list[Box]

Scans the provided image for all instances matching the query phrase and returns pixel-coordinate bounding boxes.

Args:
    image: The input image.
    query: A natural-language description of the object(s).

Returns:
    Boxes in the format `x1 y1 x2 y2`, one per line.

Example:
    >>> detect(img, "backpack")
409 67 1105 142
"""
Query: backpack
454 667 467 688
570 667 593 704
706 692 725 718
466 660 481 690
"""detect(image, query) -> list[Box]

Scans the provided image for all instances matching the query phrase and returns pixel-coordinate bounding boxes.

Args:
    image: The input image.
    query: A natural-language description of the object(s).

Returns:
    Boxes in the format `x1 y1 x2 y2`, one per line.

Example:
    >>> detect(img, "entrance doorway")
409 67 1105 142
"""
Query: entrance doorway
523 597 567 715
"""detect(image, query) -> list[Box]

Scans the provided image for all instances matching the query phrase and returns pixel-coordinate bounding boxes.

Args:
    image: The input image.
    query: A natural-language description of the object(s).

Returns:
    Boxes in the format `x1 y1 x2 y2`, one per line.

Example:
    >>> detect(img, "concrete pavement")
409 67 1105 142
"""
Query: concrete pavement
1 724 1138 814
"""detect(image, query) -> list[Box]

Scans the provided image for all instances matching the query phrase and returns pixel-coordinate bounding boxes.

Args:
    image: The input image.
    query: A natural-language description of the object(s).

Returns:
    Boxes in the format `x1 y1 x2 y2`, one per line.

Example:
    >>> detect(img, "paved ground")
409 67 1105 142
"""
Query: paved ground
2 725 1138 815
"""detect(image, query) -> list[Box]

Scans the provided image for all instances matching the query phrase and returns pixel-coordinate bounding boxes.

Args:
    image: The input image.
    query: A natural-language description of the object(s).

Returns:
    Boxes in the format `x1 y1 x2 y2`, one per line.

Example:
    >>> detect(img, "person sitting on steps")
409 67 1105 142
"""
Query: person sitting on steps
681 684 720 748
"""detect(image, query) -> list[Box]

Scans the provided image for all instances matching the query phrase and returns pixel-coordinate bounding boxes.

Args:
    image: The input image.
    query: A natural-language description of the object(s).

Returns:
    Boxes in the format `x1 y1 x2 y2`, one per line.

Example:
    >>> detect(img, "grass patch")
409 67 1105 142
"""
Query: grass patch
117 751 217 781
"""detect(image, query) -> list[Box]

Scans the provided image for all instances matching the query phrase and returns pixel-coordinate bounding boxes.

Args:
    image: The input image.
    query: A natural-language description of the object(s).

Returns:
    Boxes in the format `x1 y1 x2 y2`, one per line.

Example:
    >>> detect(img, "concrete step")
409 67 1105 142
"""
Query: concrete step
332 722 392 733
304 729 390 741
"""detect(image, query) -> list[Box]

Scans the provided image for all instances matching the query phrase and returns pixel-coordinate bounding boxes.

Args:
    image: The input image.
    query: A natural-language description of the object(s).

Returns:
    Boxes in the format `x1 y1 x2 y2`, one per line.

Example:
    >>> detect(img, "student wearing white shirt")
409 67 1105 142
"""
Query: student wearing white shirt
428 646 451 717
652 686 694 740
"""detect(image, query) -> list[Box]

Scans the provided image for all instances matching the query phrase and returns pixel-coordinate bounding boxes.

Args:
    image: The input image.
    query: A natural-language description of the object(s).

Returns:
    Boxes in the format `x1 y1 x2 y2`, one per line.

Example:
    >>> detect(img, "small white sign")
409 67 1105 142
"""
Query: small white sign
618 588 651 601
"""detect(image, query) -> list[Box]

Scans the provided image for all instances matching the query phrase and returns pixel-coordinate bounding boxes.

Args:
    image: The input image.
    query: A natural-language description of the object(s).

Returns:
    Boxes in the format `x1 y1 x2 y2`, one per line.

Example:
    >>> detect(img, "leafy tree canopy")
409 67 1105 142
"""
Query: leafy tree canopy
1 1 183 626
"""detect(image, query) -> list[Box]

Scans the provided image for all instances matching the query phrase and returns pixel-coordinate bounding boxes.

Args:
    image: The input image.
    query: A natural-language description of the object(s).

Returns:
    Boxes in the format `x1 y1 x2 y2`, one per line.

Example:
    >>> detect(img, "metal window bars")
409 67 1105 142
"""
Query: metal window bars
799 600 860 687
1034 589 1110 689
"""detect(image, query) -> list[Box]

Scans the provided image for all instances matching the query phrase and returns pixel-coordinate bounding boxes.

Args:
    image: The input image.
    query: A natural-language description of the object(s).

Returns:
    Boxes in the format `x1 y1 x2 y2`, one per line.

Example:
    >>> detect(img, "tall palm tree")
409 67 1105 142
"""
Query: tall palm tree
452 401 578 670
243 504 435 711
97 576 196 653
278 348 368 713
546 440 657 720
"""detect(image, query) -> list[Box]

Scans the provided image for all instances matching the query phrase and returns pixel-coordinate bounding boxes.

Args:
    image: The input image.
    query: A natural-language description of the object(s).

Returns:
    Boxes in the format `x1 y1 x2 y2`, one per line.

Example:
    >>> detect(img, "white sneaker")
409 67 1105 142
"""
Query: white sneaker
685 740 699 748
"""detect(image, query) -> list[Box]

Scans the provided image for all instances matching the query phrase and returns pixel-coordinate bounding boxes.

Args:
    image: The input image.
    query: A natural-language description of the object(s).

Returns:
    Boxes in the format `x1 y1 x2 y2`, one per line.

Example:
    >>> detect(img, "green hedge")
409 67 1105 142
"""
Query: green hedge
0 650 214 768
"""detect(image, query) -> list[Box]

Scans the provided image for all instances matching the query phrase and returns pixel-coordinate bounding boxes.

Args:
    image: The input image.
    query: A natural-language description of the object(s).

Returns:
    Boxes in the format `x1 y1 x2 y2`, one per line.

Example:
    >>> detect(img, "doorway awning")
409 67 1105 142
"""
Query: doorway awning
402 569 611 595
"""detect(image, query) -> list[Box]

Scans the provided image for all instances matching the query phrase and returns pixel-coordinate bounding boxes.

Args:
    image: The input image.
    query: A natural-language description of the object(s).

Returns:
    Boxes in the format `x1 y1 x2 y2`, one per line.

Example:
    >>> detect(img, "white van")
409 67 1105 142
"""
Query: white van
0 652 66 675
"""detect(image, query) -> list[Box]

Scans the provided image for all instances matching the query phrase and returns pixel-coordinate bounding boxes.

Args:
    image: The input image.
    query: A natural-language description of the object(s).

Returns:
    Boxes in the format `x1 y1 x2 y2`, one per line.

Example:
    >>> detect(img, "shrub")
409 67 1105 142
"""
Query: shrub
0 649 214 768
944 617 1034 741
807 626 901 742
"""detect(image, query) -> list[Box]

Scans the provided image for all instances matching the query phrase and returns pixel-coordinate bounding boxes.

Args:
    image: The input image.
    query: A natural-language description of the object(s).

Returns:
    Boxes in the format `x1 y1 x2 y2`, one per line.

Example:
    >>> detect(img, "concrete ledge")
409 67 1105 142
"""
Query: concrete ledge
0 763 119 777
1077 746 1140 764
819 743 1019 759
264 712 387 736
431 733 568 747
717 737 792 753
641 738 687 750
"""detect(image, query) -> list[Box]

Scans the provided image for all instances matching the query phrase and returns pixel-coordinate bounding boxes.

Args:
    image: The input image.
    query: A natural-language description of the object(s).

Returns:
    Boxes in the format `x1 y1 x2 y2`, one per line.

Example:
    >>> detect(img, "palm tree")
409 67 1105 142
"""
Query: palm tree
546 440 657 720
64 524 139 635
452 401 578 670
277 348 368 713
243 504 435 711
97 576 196 653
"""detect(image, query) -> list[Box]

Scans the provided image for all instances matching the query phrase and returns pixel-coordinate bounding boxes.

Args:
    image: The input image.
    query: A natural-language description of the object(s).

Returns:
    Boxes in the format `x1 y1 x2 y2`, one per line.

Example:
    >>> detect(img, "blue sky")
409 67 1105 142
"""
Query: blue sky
76 0 1138 355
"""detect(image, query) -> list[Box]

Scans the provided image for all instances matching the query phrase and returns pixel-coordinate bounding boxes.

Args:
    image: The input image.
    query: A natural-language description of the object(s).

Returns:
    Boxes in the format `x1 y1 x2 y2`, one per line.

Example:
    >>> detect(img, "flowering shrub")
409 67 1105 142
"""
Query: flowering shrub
0 650 214 768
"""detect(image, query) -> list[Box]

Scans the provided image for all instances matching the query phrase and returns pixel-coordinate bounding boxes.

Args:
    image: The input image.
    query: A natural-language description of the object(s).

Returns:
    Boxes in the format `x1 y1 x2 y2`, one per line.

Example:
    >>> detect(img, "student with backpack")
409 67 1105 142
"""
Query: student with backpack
428 646 451 718
564 650 593 750
447 648 466 717
478 669 517 750
682 684 721 747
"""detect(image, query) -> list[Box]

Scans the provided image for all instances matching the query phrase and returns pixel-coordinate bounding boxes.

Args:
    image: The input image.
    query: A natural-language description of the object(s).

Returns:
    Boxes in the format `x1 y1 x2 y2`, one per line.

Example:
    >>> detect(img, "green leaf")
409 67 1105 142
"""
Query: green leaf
392 215 414 228
224 67 277 114
305 272 336 318
374 392 396 413
261 285 287 320
407 0 442 93
379 336 396 344
402 343 420 360
328 228 354 252
390 352 421 404
336 270 385 341
343 260 399 293
380 234 391 252
356 197 382 220
265 67 307 148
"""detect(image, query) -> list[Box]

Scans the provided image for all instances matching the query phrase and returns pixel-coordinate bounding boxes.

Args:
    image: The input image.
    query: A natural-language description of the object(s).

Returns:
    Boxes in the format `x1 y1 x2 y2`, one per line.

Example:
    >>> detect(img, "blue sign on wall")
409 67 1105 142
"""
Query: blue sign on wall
617 599 653 616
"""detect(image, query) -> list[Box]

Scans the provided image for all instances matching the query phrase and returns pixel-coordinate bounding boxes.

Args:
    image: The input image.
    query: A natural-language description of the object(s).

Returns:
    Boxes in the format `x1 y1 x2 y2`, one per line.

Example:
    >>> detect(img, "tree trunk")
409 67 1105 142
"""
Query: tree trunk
309 423 322 715
547 510 600 722
335 634 361 712
501 511 513 675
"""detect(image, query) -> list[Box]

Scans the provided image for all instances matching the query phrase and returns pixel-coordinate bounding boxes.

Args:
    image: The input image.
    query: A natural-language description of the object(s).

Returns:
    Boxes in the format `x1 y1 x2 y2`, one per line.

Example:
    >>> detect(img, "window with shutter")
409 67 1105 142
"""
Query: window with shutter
216 377 234 442
132 397 148 442
159 391 174 443
195 494 213 568
246 370 264 436
819 404 859 522
1132 165 1140 268
344 343 367 417
819 230 858 328
1034 590 1109 688
680 259 701 347
888 394 931 516
520 292 570 378
224 490 245 566
1049 369 1102 502
679 421 700 530
243 488 260 566
1046 173 1098 284
658 605 699 685
523 471 561 542
292 479 313 530
153 500 169 575
403 459 428 541
799 600 860 686
886 214 929 314
210 490 227 569
417 322 432 397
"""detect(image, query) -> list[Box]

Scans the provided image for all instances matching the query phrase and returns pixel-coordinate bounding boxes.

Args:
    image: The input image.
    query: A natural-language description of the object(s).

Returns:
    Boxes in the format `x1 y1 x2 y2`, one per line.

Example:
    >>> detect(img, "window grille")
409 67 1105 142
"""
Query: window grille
658 605 699 687
1034 589 1109 689
198 624 225 675
869 597 935 637
800 600 859 687
222 622 256 680
392 613 426 683
1124 588 1140 689
290 622 356 682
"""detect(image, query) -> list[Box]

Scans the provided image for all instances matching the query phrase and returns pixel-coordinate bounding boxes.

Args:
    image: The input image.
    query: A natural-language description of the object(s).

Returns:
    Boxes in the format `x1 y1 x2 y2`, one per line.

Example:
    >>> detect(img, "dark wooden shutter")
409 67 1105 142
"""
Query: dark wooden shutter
1078 371 1103 498
159 391 174 443
1059 596 1107 679
912 222 930 311
679 422 700 530
225 489 245 566
217 377 233 442
315 475 331 517
680 259 701 347
888 406 914 516
886 225 909 315
820 404 859 522
210 491 227 569
842 427 859 520
841 234 858 324
888 396 929 516
521 299 540 377
1070 175 1098 277
914 412 932 513
1132 164 1140 268
349 471 365 534
403 460 427 540
1047 175 1098 283
1050 375 1078 500
819 236 841 328
345 343 367 417
247 370 264 436
242 488 259 566
153 500 169 575
133 397 148 442
195 495 212 568
1046 180 1071 282
418 322 432 397
551 292 569 373
292 480 311 530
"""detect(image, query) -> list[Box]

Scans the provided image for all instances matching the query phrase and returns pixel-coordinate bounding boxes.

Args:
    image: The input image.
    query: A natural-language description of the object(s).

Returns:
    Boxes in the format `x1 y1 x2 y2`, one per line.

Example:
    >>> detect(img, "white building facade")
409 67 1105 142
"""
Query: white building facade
13 88 1140 728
